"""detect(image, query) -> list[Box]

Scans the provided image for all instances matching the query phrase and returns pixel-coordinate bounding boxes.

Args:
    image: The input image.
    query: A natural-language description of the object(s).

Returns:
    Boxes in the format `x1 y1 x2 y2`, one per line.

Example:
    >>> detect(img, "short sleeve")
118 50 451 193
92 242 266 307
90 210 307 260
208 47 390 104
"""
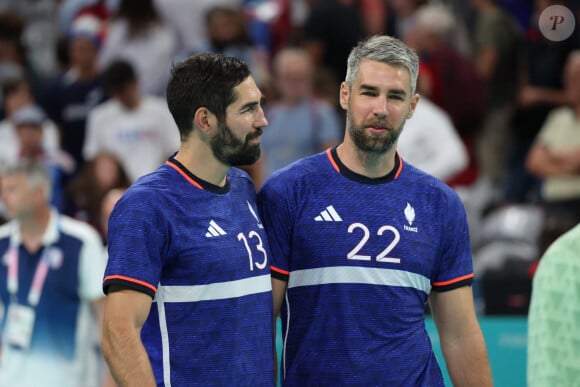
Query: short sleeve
431 190 474 291
536 108 566 146
103 188 167 297
257 175 296 278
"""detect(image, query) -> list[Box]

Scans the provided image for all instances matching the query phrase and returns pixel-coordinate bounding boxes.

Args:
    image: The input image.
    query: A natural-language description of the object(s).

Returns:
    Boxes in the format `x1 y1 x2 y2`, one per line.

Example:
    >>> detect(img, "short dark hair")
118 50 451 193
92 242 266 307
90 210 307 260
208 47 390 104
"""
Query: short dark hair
102 59 137 96
166 52 251 140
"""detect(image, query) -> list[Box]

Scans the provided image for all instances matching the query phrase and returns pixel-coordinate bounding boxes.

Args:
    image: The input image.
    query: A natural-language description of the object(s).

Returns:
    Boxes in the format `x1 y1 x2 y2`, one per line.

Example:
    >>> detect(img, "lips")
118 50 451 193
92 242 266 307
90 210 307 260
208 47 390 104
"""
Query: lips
247 128 263 141
366 122 389 130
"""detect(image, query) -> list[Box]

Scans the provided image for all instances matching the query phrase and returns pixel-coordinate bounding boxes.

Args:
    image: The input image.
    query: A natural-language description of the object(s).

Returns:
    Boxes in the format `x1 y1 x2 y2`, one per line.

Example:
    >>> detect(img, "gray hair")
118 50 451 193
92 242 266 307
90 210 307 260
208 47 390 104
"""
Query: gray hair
345 35 419 95
3 160 52 199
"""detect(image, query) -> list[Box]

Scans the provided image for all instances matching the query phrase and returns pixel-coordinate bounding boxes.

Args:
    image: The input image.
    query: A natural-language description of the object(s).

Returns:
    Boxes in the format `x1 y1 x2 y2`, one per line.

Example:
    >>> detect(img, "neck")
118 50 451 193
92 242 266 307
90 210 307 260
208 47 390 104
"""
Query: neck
76 64 97 81
121 96 141 110
19 206 51 253
336 139 397 178
173 136 230 187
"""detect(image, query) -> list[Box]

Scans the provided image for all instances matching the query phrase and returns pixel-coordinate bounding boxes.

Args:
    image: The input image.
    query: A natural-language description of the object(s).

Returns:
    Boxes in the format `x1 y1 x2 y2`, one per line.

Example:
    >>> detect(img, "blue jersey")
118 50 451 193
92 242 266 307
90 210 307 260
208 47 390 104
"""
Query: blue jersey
258 148 474 386
103 157 274 386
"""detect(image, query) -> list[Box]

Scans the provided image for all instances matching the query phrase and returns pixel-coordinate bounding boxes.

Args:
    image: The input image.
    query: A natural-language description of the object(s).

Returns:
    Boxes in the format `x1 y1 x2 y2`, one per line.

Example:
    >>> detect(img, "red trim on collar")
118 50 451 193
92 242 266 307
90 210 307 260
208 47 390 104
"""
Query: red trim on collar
326 148 340 172
165 160 204 190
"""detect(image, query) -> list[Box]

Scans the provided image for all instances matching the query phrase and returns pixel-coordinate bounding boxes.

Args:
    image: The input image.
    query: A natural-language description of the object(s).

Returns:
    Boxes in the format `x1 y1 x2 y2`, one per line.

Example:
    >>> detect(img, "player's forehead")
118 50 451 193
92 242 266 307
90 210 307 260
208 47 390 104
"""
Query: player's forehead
353 60 411 93
229 76 262 107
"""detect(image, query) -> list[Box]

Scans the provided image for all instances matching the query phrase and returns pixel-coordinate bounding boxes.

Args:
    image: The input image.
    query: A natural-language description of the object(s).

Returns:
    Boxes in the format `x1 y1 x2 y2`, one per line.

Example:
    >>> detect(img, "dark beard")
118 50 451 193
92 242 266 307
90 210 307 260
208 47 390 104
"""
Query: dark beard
210 121 262 166
347 111 401 154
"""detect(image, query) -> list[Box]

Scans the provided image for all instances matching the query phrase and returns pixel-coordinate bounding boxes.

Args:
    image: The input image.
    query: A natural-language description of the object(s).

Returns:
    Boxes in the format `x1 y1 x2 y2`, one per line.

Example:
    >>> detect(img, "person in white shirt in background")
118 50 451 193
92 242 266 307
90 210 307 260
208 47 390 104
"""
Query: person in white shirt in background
97 0 177 97
83 59 180 182
397 96 469 183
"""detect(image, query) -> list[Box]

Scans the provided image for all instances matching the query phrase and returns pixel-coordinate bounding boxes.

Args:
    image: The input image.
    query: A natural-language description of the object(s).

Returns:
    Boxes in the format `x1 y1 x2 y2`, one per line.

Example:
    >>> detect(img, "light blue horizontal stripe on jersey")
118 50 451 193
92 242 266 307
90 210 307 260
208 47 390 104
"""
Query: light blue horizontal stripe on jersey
287 266 432 294
154 274 272 303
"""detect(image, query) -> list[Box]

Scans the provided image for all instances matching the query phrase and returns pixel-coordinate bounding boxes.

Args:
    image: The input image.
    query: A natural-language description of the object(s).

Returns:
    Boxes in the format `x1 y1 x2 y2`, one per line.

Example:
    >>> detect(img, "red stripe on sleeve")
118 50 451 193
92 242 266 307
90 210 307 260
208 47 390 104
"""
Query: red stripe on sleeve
433 273 474 287
270 266 289 275
103 275 158 293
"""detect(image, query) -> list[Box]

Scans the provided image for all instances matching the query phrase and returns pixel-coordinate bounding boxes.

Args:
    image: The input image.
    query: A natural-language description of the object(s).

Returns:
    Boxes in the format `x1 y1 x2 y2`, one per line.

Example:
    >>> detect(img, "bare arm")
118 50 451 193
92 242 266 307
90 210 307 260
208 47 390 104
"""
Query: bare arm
525 142 580 178
272 278 287 320
518 86 569 108
101 288 156 387
429 286 493 387
272 278 288 383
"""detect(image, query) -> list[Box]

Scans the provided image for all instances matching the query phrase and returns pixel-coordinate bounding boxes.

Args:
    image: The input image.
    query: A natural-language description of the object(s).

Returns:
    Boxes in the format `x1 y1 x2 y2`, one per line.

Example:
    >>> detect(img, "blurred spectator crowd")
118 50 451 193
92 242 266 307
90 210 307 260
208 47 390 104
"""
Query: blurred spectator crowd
0 0 580 318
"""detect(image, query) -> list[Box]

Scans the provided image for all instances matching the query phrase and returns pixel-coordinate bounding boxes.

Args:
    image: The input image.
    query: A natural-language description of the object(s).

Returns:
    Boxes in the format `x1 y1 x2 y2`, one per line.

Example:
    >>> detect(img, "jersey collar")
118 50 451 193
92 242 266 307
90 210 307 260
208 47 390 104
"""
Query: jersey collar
165 156 231 194
326 147 403 185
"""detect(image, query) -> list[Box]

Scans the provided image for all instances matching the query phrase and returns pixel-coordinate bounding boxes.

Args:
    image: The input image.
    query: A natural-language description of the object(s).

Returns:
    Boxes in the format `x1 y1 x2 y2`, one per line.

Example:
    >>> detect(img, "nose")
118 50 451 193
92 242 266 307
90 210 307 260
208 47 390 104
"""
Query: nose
373 95 388 119
256 105 268 128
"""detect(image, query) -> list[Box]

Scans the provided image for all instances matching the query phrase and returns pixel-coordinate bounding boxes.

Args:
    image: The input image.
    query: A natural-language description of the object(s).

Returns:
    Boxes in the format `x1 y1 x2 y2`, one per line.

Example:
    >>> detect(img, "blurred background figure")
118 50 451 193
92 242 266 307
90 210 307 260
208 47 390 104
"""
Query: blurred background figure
504 0 577 204
301 0 364 89
397 96 469 184
97 0 177 97
0 160 112 387
525 50 580 251
261 47 341 179
154 0 242 57
406 3 484 188
40 14 107 175
65 152 131 241
0 11 44 101
388 0 427 40
0 77 60 170
182 5 270 90
98 186 126 246
9 105 75 211
471 0 523 195
527 222 580 386
82 59 180 183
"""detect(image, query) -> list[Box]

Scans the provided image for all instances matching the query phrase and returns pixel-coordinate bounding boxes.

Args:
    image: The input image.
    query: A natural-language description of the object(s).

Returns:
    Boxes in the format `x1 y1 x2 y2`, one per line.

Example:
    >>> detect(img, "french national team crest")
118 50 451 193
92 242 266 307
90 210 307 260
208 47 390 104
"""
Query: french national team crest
403 203 418 233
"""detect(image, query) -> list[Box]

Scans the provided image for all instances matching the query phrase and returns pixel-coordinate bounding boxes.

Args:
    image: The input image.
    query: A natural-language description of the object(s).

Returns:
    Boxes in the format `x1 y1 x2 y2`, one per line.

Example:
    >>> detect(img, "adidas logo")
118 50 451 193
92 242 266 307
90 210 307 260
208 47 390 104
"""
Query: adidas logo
314 205 342 222
205 220 227 237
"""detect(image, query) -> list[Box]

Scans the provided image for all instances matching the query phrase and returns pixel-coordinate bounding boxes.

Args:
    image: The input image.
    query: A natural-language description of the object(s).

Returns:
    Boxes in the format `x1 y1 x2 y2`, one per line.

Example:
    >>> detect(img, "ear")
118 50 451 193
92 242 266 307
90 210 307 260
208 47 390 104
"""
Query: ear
406 93 420 120
339 82 349 111
193 107 216 135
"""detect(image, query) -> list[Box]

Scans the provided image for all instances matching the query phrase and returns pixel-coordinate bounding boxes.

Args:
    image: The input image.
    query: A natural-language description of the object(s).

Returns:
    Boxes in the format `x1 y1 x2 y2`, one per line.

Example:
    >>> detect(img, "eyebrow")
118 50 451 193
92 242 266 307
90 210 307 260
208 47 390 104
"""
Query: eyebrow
240 96 266 111
360 84 407 98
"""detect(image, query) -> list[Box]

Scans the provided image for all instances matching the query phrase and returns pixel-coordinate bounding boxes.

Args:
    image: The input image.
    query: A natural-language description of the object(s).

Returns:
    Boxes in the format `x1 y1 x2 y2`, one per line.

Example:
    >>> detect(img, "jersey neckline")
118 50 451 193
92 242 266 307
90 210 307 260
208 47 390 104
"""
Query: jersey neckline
326 147 403 185
165 156 231 194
